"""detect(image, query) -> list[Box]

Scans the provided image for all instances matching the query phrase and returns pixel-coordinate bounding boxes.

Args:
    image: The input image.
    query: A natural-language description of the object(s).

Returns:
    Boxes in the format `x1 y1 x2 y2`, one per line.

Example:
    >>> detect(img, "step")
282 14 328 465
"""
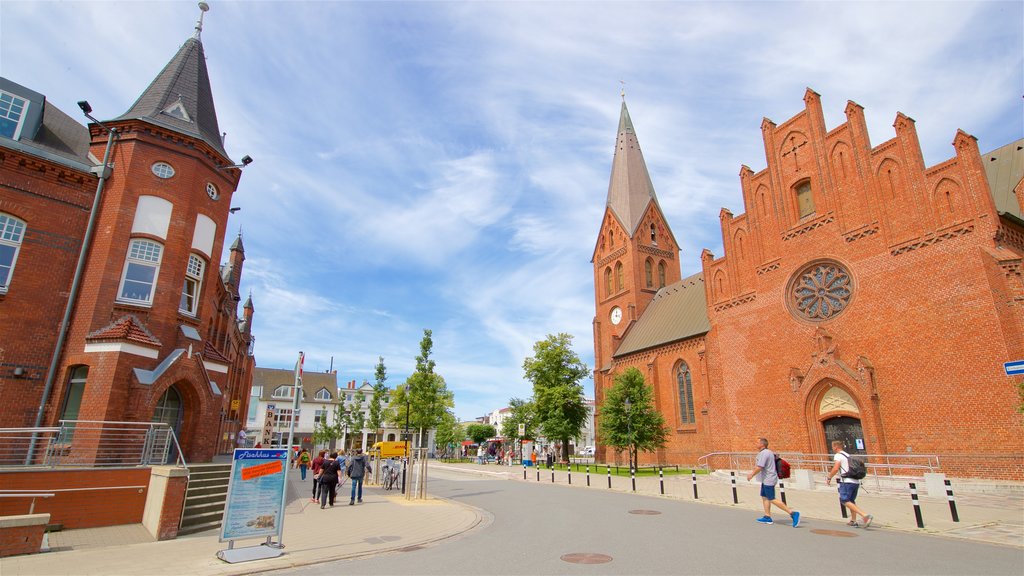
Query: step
183 500 226 518
180 509 224 529
185 491 227 507
177 519 221 536
187 477 229 490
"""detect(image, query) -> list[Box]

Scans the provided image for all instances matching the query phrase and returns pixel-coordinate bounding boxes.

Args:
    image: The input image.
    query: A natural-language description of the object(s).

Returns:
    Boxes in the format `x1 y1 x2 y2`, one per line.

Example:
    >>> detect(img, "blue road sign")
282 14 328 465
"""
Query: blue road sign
1004 360 1024 376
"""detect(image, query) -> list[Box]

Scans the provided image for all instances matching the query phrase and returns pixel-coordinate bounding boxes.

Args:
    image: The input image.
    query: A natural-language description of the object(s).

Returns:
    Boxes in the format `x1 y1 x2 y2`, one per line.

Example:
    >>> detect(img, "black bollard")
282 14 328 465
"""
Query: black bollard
607 465 612 489
536 465 540 482
659 467 665 495
691 468 698 499
910 482 925 528
551 464 555 483
779 480 787 505
523 462 526 480
944 479 960 522
586 465 590 487
568 466 572 485
631 466 636 492
730 471 738 504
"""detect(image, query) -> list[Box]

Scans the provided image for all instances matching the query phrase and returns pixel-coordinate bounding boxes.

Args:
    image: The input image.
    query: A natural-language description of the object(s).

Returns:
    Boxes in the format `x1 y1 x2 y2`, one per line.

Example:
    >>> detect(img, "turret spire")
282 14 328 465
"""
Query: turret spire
606 99 659 236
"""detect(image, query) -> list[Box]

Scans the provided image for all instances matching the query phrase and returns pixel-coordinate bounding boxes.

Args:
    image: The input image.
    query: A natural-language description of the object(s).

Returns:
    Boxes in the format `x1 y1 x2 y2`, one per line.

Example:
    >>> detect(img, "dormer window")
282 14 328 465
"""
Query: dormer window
314 388 332 401
0 91 28 140
795 180 814 218
161 97 192 122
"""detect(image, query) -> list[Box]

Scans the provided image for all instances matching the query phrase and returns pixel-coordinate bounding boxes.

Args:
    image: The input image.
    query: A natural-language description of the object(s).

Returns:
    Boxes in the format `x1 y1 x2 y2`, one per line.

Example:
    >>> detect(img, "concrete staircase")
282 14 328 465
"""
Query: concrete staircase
178 463 232 536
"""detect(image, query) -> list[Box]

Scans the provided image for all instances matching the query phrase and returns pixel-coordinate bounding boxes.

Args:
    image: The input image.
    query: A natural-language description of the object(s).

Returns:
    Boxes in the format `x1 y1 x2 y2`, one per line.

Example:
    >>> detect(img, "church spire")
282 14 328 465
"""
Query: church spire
114 2 227 159
606 99 659 237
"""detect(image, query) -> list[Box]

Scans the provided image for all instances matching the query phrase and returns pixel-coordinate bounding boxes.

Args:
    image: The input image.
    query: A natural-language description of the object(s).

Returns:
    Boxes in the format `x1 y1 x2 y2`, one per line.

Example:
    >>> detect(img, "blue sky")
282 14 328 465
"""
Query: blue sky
3 1 1021 421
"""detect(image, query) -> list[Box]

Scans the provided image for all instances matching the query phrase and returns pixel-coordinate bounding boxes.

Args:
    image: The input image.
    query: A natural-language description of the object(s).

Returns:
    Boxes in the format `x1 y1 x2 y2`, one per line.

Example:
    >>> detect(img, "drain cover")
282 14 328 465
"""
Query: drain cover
561 553 613 564
810 529 857 538
628 509 662 515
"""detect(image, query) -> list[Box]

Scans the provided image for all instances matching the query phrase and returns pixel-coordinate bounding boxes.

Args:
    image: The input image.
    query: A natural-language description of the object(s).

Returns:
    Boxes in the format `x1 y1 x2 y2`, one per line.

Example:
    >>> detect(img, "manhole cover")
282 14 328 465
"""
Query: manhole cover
810 529 857 538
561 553 613 564
628 509 662 515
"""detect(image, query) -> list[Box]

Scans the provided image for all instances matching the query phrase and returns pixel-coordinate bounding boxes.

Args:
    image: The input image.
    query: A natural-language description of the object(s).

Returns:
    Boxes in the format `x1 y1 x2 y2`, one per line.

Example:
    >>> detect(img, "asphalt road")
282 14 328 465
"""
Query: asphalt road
268 467 1023 575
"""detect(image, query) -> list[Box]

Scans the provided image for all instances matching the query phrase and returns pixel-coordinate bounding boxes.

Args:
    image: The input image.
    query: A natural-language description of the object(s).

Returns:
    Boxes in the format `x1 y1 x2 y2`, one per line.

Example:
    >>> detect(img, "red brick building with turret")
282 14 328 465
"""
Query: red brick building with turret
593 91 1024 478
0 14 255 463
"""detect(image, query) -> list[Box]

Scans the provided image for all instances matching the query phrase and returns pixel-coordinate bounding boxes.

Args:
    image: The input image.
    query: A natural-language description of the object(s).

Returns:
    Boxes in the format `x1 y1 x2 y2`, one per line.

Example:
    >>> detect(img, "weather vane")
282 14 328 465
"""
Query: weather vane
194 2 210 40
620 80 626 101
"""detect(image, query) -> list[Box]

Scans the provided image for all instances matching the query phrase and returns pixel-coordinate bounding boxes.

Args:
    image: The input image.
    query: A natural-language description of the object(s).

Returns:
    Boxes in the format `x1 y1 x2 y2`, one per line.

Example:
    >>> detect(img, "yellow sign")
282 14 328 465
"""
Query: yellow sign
231 399 240 410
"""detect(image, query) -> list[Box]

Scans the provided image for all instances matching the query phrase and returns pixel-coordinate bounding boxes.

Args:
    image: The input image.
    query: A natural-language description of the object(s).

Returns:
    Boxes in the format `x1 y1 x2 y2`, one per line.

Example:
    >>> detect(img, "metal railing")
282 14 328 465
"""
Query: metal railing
696 451 939 481
0 420 187 469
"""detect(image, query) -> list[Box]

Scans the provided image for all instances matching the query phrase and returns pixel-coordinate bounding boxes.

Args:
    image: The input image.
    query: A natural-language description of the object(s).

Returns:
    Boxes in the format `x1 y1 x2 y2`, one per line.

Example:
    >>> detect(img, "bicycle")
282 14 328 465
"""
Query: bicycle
382 465 400 490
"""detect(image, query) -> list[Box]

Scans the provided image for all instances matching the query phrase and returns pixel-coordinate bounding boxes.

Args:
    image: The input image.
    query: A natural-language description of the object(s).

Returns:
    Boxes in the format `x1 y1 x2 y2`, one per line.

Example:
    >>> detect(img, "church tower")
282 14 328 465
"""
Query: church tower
592 99 682 377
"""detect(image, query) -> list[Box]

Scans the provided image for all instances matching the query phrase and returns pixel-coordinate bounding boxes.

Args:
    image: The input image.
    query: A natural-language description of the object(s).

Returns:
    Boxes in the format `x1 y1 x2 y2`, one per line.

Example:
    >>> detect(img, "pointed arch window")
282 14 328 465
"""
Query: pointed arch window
604 267 613 296
658 261 666 288
649 223 656 242
677 362 695 424
615 262 624 292
0 213 26 293
795 180 814 218
645 259 653 288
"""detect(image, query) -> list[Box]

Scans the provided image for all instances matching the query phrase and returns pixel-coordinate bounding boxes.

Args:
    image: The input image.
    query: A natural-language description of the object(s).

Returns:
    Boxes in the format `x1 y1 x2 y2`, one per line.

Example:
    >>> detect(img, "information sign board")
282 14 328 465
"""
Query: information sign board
219 448 288 542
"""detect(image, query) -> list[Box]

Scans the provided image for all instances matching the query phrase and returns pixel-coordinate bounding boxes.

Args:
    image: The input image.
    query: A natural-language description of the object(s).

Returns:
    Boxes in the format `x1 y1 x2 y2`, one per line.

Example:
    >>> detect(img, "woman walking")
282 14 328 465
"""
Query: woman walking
318 452 342 509
310 450 326 503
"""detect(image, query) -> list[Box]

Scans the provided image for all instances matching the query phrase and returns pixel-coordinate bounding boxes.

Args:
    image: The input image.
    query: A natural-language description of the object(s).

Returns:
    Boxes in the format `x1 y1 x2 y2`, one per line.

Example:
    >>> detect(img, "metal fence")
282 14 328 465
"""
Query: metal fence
0 420 187 469
697 451 939 484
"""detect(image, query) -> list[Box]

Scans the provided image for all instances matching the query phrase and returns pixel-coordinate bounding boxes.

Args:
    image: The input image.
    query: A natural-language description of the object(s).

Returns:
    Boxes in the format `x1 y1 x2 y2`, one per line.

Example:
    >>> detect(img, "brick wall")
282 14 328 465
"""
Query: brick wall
0 468 150 529
0 515 49 558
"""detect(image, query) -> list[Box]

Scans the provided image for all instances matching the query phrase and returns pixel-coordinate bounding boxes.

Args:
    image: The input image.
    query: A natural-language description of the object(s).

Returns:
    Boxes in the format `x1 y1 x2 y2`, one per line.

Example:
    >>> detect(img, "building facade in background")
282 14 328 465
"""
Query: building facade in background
0 20 255 463
593 90 1024 478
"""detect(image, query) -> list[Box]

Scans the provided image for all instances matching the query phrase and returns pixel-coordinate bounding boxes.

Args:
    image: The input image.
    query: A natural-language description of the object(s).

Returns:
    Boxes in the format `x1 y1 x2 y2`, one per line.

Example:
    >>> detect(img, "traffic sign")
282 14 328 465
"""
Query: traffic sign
1004 360 1024 376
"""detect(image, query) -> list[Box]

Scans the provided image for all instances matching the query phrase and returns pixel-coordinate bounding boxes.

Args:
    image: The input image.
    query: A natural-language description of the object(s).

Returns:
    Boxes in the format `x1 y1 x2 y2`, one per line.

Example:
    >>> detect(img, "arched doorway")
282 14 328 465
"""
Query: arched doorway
152 386 183 463
818 386 865 454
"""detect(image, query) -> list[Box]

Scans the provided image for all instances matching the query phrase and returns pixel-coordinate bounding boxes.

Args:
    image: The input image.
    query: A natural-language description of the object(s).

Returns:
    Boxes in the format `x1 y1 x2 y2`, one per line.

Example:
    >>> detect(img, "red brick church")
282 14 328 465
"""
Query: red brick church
0 13 255 462
592 89 1023 478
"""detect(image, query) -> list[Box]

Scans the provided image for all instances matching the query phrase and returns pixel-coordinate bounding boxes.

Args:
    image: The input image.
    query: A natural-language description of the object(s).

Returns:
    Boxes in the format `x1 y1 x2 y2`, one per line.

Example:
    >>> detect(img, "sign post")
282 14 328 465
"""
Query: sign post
215 448 288 563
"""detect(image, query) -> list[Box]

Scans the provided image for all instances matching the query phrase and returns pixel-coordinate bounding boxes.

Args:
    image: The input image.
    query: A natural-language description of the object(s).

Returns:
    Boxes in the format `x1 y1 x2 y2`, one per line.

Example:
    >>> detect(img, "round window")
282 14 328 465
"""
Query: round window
206 182 219 200
151 162 175 179
786 260 854 322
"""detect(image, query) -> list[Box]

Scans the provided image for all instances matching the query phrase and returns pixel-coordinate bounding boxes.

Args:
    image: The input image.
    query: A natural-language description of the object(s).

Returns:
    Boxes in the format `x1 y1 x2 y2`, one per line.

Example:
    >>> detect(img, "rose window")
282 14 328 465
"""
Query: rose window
788 261 853 321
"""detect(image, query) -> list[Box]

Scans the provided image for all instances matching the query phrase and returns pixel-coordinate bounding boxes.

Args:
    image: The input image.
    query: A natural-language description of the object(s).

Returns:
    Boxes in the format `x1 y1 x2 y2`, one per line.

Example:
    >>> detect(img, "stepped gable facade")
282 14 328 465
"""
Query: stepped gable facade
593 90 1024 478
0 14 256 463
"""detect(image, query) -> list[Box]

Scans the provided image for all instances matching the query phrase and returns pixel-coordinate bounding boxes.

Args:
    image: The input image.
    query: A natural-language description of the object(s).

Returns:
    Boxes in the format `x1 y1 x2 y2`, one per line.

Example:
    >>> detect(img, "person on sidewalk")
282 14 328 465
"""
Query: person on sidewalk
297 448 311 481
310 450 326 503
347 448 369 505
746 437 800 527
826 440 873 528
319 452 342 509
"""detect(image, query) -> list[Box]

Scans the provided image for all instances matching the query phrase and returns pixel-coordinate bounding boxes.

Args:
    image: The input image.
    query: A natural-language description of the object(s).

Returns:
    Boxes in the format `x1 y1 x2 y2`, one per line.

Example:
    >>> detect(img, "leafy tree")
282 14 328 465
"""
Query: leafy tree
347 391 366 450
466 423 497 445
433 411 463 458
598 366 669 470
523 333 589 462
367 356 388 445
387 329 455 448
501 397 537 460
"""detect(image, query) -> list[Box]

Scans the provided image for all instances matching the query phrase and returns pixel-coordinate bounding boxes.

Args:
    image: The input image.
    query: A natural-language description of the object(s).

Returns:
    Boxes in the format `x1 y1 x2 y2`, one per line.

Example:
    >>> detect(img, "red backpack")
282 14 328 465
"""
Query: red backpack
775 456 791 479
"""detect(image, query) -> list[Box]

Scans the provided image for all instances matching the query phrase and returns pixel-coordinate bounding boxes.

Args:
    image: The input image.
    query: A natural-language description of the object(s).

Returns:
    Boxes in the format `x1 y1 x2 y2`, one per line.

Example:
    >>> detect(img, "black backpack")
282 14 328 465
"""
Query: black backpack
840 452 867 480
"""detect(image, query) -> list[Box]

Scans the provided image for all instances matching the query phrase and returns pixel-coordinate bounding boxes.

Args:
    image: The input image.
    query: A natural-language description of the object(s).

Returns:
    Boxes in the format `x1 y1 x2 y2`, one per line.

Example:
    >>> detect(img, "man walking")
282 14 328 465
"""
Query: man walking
747 437 800 527
826 440 873 528
347 448 369 505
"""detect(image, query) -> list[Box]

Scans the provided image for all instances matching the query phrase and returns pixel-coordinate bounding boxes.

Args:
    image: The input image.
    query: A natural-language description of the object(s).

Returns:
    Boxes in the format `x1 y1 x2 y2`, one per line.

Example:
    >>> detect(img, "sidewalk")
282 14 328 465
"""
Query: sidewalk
0 469 484 576
453 461 1024 548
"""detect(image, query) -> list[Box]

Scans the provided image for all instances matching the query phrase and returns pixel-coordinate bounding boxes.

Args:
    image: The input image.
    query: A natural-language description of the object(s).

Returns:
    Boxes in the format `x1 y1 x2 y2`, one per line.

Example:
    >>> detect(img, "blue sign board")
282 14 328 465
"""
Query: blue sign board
1004 360 1024 376
219 449 288 542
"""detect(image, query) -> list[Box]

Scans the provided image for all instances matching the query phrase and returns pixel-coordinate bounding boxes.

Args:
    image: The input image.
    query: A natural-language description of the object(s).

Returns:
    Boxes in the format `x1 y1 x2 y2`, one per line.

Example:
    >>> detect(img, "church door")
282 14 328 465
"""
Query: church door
152 386 183 463
823 416 865 454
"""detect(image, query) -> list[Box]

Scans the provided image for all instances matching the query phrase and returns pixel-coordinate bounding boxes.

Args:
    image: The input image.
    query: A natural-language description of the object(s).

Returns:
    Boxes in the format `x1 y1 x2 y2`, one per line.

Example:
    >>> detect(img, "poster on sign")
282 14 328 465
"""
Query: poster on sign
219 448 288 542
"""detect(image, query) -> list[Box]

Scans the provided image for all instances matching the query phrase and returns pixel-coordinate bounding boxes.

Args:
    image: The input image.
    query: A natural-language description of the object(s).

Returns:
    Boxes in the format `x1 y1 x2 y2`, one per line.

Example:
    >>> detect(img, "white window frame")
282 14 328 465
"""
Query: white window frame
272 385 292 399
151 162 175 179
0 213 26 293
179 253 205 315
314 409 328 424
117 238 163 305
314 388 332 401
0 91 29 140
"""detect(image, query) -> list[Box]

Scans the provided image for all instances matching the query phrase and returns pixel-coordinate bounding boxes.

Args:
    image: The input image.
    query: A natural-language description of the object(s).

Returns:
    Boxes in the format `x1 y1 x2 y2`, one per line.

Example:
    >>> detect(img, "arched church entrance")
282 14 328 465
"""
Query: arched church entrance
817 385 865 454
152 386 183 463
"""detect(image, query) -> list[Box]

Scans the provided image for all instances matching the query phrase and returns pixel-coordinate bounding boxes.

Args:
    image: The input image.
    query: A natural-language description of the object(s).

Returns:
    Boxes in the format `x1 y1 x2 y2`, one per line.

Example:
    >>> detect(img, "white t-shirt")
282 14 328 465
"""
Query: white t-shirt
834 451 860 485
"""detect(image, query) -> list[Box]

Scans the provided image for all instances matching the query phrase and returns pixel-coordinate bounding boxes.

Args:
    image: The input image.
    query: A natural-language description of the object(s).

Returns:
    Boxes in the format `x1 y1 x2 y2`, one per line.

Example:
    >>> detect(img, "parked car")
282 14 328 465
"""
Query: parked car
579 446 595 456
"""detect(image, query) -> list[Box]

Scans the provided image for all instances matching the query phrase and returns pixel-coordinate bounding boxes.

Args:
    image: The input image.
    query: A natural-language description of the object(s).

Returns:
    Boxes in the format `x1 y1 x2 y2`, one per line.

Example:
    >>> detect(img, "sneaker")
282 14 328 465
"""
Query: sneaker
847 520 859 527
349 500 355 506
357 499 362 503
320 505 325 509
756 516 774 525
791 511 801 528
863 515 873 528
310 498 317 503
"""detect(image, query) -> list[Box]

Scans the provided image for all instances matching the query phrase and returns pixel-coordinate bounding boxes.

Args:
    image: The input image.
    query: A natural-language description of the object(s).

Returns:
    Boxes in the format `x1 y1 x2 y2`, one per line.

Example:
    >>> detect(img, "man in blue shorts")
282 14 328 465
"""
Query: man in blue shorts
747 437 800 527
826 440 873 528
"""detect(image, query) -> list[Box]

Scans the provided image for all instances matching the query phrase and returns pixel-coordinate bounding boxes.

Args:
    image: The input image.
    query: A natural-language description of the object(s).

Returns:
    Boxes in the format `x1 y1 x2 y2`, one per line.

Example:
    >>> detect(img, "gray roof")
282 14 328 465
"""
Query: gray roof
606 101 660 236
0 77 91 171
614 272 711 357
984 139 1024 224
114 37 228 159
254 367 339 402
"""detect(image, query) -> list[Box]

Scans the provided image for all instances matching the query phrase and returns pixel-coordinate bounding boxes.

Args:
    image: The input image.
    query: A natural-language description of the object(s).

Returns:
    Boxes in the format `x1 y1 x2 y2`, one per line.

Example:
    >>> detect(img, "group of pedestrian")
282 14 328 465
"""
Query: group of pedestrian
309 448 370 509
747 437 873 528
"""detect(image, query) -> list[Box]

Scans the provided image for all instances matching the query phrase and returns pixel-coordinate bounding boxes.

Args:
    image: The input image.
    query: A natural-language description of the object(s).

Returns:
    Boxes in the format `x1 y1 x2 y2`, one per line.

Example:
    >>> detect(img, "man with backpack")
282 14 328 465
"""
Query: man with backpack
746 437 800 527
826 440 873 528
346 448 369 505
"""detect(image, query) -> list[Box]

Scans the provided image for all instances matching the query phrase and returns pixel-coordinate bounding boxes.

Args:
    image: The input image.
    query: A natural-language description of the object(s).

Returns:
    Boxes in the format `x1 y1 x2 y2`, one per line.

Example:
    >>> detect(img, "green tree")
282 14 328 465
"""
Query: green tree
598 367 669 470
347 391 366 450
433 411 463 458
501 397 537 461
523 333 590 463
387 329 455 449
466 423 497 445
367 356 388 445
